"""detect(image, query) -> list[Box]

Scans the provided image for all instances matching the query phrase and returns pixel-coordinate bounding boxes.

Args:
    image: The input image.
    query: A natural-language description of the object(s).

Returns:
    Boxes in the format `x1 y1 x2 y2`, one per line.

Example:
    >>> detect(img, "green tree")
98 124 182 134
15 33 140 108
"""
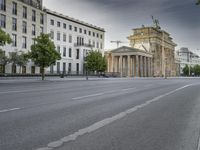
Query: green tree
182 64 189 76
196 0 200 5
0 28 12 73
9 51 19 73
86 50 107 74
28 33 61 80
0 49 9 73
0 28 12 46
17 51 29 73
193 65 200 76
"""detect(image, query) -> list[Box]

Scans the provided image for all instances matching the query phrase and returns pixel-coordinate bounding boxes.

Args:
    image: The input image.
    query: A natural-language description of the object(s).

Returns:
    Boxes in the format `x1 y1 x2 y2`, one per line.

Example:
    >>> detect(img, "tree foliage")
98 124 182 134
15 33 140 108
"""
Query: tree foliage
196 0 200 5
28 33 61 80
86 50 107 73
0 28 12 46
182 64 189 76
0 49 9 65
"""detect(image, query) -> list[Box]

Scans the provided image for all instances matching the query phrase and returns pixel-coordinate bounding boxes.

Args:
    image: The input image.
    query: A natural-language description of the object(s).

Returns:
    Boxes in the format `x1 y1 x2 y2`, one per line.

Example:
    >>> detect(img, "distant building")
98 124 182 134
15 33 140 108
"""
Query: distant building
44 9 105 75
105 46 153 77
0 0 45 74
175 47 200 75
128 26 177 77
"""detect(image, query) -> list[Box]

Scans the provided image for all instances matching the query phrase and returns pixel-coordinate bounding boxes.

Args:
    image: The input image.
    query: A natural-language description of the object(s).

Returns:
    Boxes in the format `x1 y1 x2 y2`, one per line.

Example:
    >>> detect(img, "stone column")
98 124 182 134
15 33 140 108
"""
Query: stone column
119 55 122 77
111 55 114 72
144 57 147 77
140 56 143 77
135 55 140 77
128 55 131 77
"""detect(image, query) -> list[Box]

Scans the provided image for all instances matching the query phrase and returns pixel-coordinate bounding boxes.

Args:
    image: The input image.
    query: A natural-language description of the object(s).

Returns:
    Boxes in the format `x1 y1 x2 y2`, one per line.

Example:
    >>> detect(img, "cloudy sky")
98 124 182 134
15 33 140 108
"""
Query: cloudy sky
43 0 200 52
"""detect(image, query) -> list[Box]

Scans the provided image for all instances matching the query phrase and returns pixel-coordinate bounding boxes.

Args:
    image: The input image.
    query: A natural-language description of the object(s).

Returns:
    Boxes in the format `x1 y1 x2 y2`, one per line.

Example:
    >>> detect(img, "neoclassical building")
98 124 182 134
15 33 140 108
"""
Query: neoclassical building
128 26 177 77
105 46 153 77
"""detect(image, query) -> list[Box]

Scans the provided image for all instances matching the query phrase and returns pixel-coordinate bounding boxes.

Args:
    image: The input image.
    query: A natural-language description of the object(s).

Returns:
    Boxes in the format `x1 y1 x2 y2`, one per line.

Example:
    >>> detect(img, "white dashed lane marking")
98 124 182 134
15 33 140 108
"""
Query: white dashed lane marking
0 108 21 113
35 84 192 150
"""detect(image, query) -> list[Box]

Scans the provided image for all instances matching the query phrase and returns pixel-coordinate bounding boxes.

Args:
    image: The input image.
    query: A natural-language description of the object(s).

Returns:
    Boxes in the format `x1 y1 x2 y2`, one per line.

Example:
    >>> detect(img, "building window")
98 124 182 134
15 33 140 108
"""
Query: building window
93 41 95 47
0 0 6 11
57 21 60 27
31 66 35 74
63 62 66 74
76 49 79 59
97 42 99 49
57 62 60 74
100 34 103 39
76 63 79 74
32 24 36 35
63 23 66 29
0 14 6 28
88 31 91 36
69 25 72 30
50 30 54 39
69 48 72 57
12 18 17 31
74 27 77 32
69 35 72 43
57 32 60 41
12 2 17 15
68 63 71 73
12 34 17 47
32 10 36 22
40 13 44 24
84 30 87 34
22 36 27 48
57 46 60 53
93 32 95 37
100 43 103 49
63 47 66 57
97 33 99 38
40 26 43 34
63 33 66 42
79 28 82 33
50 19 54 25
22 21 27 33
23 6 27 19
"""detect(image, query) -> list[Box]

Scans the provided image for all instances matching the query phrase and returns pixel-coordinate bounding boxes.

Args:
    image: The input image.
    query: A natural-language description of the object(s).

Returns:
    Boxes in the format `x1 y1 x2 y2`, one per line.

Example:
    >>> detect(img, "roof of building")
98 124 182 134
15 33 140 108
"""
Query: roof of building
44 9 105 32
109 46 152 55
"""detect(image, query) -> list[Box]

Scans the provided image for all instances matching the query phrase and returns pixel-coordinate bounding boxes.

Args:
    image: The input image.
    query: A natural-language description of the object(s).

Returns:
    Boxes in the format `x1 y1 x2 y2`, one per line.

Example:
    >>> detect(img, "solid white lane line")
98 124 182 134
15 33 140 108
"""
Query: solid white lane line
72 93 104 100
0 108 21 113
35 84 192 150
122 87 136 91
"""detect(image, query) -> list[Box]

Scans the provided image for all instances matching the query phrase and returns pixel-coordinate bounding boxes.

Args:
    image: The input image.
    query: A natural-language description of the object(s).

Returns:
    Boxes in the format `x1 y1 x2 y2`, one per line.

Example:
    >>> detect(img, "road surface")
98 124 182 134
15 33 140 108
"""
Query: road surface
0 78 200 150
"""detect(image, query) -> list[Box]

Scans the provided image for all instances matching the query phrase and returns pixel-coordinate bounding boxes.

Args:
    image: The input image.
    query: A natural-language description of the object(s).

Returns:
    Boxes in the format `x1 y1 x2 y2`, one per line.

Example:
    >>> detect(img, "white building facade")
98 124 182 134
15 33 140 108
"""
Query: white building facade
176 47 200 75
45 9 105 75
0 0 105 75
0 0 46 74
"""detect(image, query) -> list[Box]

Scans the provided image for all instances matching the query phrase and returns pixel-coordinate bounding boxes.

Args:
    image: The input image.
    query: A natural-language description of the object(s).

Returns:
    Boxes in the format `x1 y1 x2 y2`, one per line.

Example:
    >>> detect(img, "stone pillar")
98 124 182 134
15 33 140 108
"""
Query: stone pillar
140 56 143 77
114 56 118 72
119 55 122 77
134 55 137 77
144 57 147 77
128 55 131 77
135 55 140 77
111 55 114 72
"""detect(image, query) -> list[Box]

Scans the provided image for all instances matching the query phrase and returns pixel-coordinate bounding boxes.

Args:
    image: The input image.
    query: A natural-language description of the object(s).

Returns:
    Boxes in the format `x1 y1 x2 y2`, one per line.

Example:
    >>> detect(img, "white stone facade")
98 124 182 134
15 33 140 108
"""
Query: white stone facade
0 0 45 73
0 0 105 75
175 47 200 75
45 9 105 75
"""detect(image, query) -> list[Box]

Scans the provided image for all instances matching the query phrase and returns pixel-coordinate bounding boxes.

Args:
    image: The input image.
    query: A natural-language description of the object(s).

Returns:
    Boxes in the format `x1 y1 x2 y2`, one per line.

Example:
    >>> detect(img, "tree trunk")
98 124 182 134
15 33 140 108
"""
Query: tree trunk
41 67 45 80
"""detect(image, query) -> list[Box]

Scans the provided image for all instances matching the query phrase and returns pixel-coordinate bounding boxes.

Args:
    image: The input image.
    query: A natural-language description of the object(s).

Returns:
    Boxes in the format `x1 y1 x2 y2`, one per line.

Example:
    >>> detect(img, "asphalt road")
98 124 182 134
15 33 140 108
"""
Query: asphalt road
0 78 200 150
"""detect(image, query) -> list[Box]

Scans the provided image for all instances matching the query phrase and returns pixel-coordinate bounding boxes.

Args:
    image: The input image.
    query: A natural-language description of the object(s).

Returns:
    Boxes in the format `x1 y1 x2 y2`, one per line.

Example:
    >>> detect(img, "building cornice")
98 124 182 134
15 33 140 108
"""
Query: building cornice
44 9 105 33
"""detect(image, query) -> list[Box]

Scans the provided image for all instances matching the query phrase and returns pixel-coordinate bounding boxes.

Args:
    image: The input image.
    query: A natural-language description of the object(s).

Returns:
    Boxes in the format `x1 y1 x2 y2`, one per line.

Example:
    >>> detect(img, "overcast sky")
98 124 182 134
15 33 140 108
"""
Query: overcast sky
43 0 200 53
